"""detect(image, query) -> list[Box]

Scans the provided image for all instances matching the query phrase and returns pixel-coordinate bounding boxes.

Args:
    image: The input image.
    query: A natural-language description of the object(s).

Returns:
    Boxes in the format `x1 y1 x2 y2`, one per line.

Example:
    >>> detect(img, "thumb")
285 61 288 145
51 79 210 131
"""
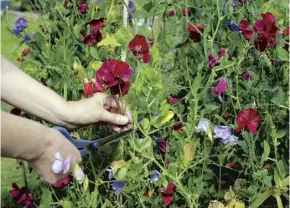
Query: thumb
100 110 129 125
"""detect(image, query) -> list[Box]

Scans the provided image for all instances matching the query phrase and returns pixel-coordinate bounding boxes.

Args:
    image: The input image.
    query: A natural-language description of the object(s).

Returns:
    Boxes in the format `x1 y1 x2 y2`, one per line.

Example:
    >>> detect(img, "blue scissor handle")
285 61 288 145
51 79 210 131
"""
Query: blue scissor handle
53 126 98 157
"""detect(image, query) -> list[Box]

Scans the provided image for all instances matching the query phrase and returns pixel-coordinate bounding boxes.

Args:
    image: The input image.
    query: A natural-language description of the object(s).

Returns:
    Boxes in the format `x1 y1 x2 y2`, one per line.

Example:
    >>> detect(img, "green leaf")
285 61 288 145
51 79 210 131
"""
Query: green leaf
275 130 286 139
38 186 52 208
261 140 270 162
183 143 196 167
59 200 73 208
151 44 160 65
276 48 289 62
151 111 174 128
97 36 121 47
90 47 99 59
141 118 150 131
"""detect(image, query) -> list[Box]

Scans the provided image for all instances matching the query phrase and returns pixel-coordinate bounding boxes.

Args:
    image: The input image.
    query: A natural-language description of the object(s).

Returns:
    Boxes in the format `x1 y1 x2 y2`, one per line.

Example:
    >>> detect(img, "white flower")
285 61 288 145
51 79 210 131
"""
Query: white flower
196 119 211 132
52 152 72 174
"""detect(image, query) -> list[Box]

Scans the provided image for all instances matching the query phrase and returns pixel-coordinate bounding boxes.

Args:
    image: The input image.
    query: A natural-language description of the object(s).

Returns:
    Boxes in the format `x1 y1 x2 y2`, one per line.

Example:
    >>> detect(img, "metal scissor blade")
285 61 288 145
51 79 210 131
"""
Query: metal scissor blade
94 129 133 147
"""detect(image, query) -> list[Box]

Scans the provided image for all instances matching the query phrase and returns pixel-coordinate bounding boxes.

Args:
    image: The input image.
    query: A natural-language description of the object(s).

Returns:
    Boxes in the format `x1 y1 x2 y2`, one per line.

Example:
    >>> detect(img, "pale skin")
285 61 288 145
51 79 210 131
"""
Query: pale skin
1 55 133 184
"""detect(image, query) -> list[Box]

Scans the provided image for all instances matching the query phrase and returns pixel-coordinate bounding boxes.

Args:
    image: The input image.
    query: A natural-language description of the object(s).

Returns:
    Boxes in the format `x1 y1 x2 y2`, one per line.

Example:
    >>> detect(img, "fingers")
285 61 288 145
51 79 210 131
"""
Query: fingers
100 110 129 125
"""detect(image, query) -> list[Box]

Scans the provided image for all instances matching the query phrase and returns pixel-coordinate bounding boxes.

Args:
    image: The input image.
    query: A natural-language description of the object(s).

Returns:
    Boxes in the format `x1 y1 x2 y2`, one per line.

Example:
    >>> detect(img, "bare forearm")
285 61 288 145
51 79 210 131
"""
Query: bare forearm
1 55 72 126
1 111 51 161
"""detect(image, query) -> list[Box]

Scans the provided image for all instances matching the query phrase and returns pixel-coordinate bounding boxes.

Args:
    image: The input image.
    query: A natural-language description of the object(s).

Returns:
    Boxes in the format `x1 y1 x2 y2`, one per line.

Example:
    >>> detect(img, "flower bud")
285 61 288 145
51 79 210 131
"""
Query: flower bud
84 78 93 97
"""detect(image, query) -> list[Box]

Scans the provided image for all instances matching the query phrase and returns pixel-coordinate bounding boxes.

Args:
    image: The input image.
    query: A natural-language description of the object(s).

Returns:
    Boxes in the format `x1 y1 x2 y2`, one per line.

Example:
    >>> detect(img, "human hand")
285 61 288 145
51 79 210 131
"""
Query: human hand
27 128 82 185
66 93 133 132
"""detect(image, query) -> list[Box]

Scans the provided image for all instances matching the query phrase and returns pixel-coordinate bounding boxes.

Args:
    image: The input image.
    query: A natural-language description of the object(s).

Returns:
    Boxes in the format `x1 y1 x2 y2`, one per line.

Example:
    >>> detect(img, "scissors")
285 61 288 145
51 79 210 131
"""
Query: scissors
53 126 133 157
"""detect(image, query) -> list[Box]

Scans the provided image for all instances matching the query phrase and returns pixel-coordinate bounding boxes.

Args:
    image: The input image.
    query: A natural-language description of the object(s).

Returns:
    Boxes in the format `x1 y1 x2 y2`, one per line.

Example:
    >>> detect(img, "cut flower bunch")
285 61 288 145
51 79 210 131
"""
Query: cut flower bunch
5 0 289 207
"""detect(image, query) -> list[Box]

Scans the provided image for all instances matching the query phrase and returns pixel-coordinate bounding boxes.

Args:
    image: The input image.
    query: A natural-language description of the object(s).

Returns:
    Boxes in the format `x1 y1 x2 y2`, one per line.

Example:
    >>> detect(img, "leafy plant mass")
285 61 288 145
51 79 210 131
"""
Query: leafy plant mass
2 0 289 207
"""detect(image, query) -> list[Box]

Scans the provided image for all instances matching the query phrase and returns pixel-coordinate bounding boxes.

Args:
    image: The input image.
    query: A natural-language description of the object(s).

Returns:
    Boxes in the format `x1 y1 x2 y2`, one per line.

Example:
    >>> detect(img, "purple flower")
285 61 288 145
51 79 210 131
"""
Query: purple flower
24 35 31 44
12 17 28 35
221 135 239 146
151 170 161 182
52 152 72 174
112 181 126 194
128 1 136 20
78 2 88 14
107 168 114 180
212 78 228 96
207 53 217 69
227 20 240 32
156 138 167 153
196 119 211 132
213 126 232 140
242 72 253 80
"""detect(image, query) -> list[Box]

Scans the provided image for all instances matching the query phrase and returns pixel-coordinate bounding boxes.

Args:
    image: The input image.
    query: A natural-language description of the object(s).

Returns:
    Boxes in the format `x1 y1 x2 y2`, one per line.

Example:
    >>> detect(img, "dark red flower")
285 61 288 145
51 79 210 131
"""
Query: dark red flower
88 18 105 30
84 78 93 97
17 58 24 62
227 162 235 168
10 183 34 206
78 2 88 14
10 108 21 116
129 35 151 63
156 138 168 153
181 8 192 16
80 29 102 46
207 53 217 69
161 183 175 206
52 176 71 188
168 97 179 105
168 10 175 17
283 27 290 36
173 121 182 133
238 20 254 40
254 33 268 52
223 112 230 121
21 48 32 57
188 24 204 42
242 72 253 80
236 108 260 134
95 59 132 96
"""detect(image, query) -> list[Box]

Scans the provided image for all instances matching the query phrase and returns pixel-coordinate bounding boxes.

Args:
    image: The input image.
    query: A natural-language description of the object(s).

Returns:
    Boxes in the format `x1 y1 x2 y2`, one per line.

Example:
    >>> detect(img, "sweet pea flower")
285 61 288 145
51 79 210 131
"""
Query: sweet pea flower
107 168 114 180
151 170 161 182
168 96 179 105
12 17 28 35
242 72 253 80
78 2 88 14
188 24 204 42
88 18 105 30
52 176 71 188
212 78 228 96
238 20 254 40
112 181 126 194
128 34 151 63
10 108 22 116
213 126 232 140
52 152 72 175
84 78 94 97
73 163 85 184
128 0 136 22
227 20 240 31
173 121 183 133
207 53 217 69
161 183 176 206
196 119 211 132
221 135 239 146
236 108 260 134
10 183 35 206
181 8 192 16
156 138 167 153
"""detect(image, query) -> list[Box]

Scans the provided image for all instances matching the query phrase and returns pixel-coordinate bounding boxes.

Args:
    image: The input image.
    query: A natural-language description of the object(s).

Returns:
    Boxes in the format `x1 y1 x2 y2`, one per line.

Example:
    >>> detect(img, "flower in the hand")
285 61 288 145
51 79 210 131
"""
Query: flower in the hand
168 96 179 105
212 78 228 96
52 152 72 175
12 17 28 35
112 181 126 195
129 35 151 63
95 59 132 96
188 24 204 42
10 183 34 206
52 176 71 188
78 2 88 14
227 20 240 31
151 170 161 182
84 78 94 97
242 72 253 80
236 108 260 134
213 126 232 140
196 119 211 132
160 183 175 206
238 20 254 40
107 168 114 180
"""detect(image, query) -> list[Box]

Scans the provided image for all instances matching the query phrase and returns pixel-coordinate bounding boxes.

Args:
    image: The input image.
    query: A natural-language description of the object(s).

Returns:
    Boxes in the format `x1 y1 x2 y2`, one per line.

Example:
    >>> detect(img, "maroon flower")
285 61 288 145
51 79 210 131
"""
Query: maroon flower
129 35 151 63
84 78 94 97
181 8 192 16
161 183 175 206
239 20 254 40
168 10 175 17
10 108 22 116
236 108 260 134
88 18 105 30
22 48 32 57
212 78 228 96
95 59 132 96
283 27 290 36
52 176 71 188
242 72 253 80
168 97 179 105
78 2 88 14
207 53 217 69
173 121 182 133
10 183 34 206
80 29 102 46
188 24 204 42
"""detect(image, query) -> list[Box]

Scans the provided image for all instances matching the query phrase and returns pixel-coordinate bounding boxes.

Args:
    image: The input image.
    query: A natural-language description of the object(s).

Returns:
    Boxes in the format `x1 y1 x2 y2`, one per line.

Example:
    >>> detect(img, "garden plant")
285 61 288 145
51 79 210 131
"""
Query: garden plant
1 0 289 207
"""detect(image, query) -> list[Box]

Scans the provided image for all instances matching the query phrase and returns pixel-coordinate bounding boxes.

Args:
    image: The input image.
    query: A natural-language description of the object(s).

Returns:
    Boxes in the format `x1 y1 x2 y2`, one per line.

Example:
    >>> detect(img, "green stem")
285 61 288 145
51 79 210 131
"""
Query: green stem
89 127 98 180
274 194 283 208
